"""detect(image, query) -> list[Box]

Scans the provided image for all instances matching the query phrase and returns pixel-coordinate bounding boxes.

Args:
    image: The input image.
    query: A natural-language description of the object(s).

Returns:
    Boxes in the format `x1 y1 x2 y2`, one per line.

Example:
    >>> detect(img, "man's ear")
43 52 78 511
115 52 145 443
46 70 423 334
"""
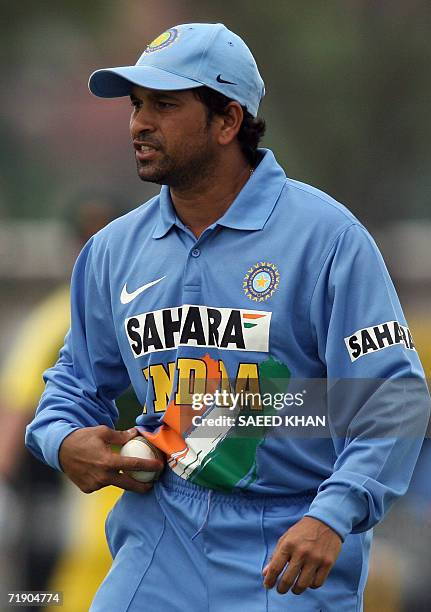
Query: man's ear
216 101 244 146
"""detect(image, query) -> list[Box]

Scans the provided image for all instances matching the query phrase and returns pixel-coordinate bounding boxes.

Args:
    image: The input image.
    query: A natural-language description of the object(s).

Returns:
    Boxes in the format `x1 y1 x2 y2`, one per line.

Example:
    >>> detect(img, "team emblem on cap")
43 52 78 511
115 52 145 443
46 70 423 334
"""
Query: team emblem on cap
144 28 179 53
243 262 280 302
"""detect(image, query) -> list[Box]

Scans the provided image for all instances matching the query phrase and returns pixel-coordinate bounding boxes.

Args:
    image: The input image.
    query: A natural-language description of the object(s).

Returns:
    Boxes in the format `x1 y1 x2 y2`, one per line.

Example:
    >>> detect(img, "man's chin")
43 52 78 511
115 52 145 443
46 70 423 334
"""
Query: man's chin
136 164 166 185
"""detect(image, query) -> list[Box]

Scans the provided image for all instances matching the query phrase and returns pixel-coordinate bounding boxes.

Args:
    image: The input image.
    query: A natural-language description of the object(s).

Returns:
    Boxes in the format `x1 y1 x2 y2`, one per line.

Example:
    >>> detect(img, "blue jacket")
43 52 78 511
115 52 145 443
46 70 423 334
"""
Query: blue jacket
26 149 430 540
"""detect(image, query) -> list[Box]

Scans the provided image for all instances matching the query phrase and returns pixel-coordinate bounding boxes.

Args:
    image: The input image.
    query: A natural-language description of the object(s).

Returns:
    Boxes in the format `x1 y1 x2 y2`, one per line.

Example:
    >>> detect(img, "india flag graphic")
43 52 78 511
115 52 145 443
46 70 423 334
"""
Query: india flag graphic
144 355 291 491
242 312 266 328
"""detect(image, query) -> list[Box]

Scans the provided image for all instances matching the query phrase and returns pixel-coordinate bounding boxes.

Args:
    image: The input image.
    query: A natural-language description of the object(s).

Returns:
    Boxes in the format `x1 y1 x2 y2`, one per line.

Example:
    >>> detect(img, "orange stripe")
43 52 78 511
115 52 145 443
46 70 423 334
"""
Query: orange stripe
143 354 220 460
243 313 266 319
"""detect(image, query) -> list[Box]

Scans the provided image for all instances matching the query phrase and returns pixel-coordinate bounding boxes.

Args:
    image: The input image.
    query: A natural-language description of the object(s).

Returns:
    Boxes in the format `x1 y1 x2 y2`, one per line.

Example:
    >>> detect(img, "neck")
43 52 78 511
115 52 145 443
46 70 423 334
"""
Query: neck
170 152 253 238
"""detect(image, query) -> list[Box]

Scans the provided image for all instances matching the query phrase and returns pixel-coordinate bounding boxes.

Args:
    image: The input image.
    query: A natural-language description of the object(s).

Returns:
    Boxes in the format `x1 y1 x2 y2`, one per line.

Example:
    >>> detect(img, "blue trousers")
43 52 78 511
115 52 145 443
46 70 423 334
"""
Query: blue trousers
91 470 371 611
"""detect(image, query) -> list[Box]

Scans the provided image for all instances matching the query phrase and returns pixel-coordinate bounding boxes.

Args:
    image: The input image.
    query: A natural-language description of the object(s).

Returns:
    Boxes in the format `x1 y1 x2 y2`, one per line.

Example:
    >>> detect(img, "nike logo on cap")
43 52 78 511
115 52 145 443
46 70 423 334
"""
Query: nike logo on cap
216 74 237 85
120 276 166 304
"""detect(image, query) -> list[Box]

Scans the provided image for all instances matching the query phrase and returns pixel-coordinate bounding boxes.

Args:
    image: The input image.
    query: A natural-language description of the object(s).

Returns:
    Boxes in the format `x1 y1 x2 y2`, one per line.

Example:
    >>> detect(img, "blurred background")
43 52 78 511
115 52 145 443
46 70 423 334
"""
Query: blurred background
0 1 430 610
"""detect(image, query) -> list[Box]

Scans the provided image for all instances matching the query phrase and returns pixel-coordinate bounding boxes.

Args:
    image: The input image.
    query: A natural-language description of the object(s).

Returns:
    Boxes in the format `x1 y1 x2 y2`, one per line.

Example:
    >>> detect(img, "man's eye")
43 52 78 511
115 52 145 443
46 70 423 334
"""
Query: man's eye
157 101 175 109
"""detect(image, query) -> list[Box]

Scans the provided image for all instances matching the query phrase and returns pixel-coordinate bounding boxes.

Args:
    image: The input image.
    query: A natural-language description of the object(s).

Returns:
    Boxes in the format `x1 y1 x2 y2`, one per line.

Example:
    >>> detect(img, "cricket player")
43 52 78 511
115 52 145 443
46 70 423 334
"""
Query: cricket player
26 23 430 611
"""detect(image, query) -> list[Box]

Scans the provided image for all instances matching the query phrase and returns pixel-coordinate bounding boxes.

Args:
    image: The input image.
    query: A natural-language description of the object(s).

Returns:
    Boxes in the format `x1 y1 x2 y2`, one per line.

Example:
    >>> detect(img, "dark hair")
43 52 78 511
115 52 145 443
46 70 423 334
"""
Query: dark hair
193 87 266 166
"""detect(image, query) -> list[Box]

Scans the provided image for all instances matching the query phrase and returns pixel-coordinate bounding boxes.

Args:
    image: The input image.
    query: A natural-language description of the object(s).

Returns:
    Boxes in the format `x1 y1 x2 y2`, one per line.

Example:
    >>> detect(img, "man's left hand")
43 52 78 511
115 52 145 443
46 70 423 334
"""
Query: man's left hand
263 516 342 595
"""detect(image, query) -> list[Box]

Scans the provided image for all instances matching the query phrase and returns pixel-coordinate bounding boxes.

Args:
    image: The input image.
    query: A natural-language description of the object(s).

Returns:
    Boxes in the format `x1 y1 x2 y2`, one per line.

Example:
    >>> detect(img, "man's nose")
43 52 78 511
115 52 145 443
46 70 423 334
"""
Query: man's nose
130 107 156 137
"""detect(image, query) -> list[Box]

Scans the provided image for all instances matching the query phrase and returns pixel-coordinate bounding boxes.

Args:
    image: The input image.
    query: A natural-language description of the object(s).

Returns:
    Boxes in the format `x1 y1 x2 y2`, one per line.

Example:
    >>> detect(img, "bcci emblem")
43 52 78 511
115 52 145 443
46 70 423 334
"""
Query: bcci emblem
144 28 179 53
243 262 280 302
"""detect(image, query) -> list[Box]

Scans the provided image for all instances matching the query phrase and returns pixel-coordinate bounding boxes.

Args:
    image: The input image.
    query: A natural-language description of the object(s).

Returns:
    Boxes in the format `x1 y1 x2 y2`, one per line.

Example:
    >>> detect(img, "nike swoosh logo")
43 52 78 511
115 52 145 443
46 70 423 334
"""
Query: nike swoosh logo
120 276 166 304
216 74 237 85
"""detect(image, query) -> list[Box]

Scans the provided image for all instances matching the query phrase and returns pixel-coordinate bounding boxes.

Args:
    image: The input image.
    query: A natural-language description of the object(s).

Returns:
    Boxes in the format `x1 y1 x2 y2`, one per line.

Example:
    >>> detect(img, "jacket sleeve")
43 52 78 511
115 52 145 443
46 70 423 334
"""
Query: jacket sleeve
25 237 131 471
304 223 430 540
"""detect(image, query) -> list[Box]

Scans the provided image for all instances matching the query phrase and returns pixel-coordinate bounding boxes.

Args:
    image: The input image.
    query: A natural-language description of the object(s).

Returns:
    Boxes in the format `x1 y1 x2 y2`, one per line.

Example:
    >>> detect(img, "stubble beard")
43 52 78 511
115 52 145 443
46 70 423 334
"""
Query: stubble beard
136 134 218 190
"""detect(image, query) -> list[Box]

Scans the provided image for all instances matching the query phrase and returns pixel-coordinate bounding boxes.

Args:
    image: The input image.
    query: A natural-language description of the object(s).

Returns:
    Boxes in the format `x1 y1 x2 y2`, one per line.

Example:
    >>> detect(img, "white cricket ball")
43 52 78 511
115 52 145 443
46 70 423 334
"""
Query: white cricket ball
120 436 164 482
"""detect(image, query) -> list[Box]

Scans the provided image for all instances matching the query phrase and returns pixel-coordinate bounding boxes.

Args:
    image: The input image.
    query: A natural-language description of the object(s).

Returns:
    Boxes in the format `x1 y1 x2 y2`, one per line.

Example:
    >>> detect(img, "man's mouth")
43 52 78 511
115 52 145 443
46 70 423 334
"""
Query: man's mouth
140 145 155 153
134 141 159 161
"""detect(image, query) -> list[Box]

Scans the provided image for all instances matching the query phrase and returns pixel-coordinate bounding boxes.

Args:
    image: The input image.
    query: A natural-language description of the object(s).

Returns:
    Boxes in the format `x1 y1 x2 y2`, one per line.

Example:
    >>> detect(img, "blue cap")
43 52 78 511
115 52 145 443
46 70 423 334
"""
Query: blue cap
88 23 265 117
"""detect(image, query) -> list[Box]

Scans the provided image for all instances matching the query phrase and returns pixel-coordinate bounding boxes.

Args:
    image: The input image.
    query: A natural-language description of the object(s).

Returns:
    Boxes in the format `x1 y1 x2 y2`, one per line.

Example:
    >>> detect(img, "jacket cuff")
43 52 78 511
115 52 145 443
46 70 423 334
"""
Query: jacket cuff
26 421 80 472
304 482 369 541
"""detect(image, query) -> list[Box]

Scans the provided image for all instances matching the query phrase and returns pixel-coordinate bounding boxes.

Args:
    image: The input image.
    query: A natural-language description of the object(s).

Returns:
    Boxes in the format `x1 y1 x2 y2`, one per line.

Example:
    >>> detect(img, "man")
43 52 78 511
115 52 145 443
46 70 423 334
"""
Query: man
26 23 430 611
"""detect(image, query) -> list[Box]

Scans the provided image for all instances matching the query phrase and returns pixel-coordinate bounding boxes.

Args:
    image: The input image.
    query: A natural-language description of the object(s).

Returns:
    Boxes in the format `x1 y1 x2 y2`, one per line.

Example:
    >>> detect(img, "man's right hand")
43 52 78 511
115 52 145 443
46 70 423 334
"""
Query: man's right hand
58 426 164 494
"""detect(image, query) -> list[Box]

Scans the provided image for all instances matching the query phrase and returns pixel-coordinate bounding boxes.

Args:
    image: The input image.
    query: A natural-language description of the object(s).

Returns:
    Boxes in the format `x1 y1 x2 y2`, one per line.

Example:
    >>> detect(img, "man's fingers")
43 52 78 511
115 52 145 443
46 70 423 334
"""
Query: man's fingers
59 426 161 495
98 425 138 445
263 517 342 596
274 559 303 594
263 544 292 589
311 561 333 589
110 471 154 494
291 564 319 595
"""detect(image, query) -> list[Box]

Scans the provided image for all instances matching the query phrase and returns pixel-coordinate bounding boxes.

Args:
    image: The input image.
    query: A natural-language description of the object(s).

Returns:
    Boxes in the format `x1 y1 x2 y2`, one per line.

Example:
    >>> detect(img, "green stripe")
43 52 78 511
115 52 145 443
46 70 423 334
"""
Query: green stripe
189 356 291 491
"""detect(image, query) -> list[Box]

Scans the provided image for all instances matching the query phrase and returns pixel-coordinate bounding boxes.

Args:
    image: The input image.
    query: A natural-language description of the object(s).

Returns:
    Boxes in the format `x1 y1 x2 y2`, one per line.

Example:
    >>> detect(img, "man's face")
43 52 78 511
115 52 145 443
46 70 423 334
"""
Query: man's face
129 85 218 188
